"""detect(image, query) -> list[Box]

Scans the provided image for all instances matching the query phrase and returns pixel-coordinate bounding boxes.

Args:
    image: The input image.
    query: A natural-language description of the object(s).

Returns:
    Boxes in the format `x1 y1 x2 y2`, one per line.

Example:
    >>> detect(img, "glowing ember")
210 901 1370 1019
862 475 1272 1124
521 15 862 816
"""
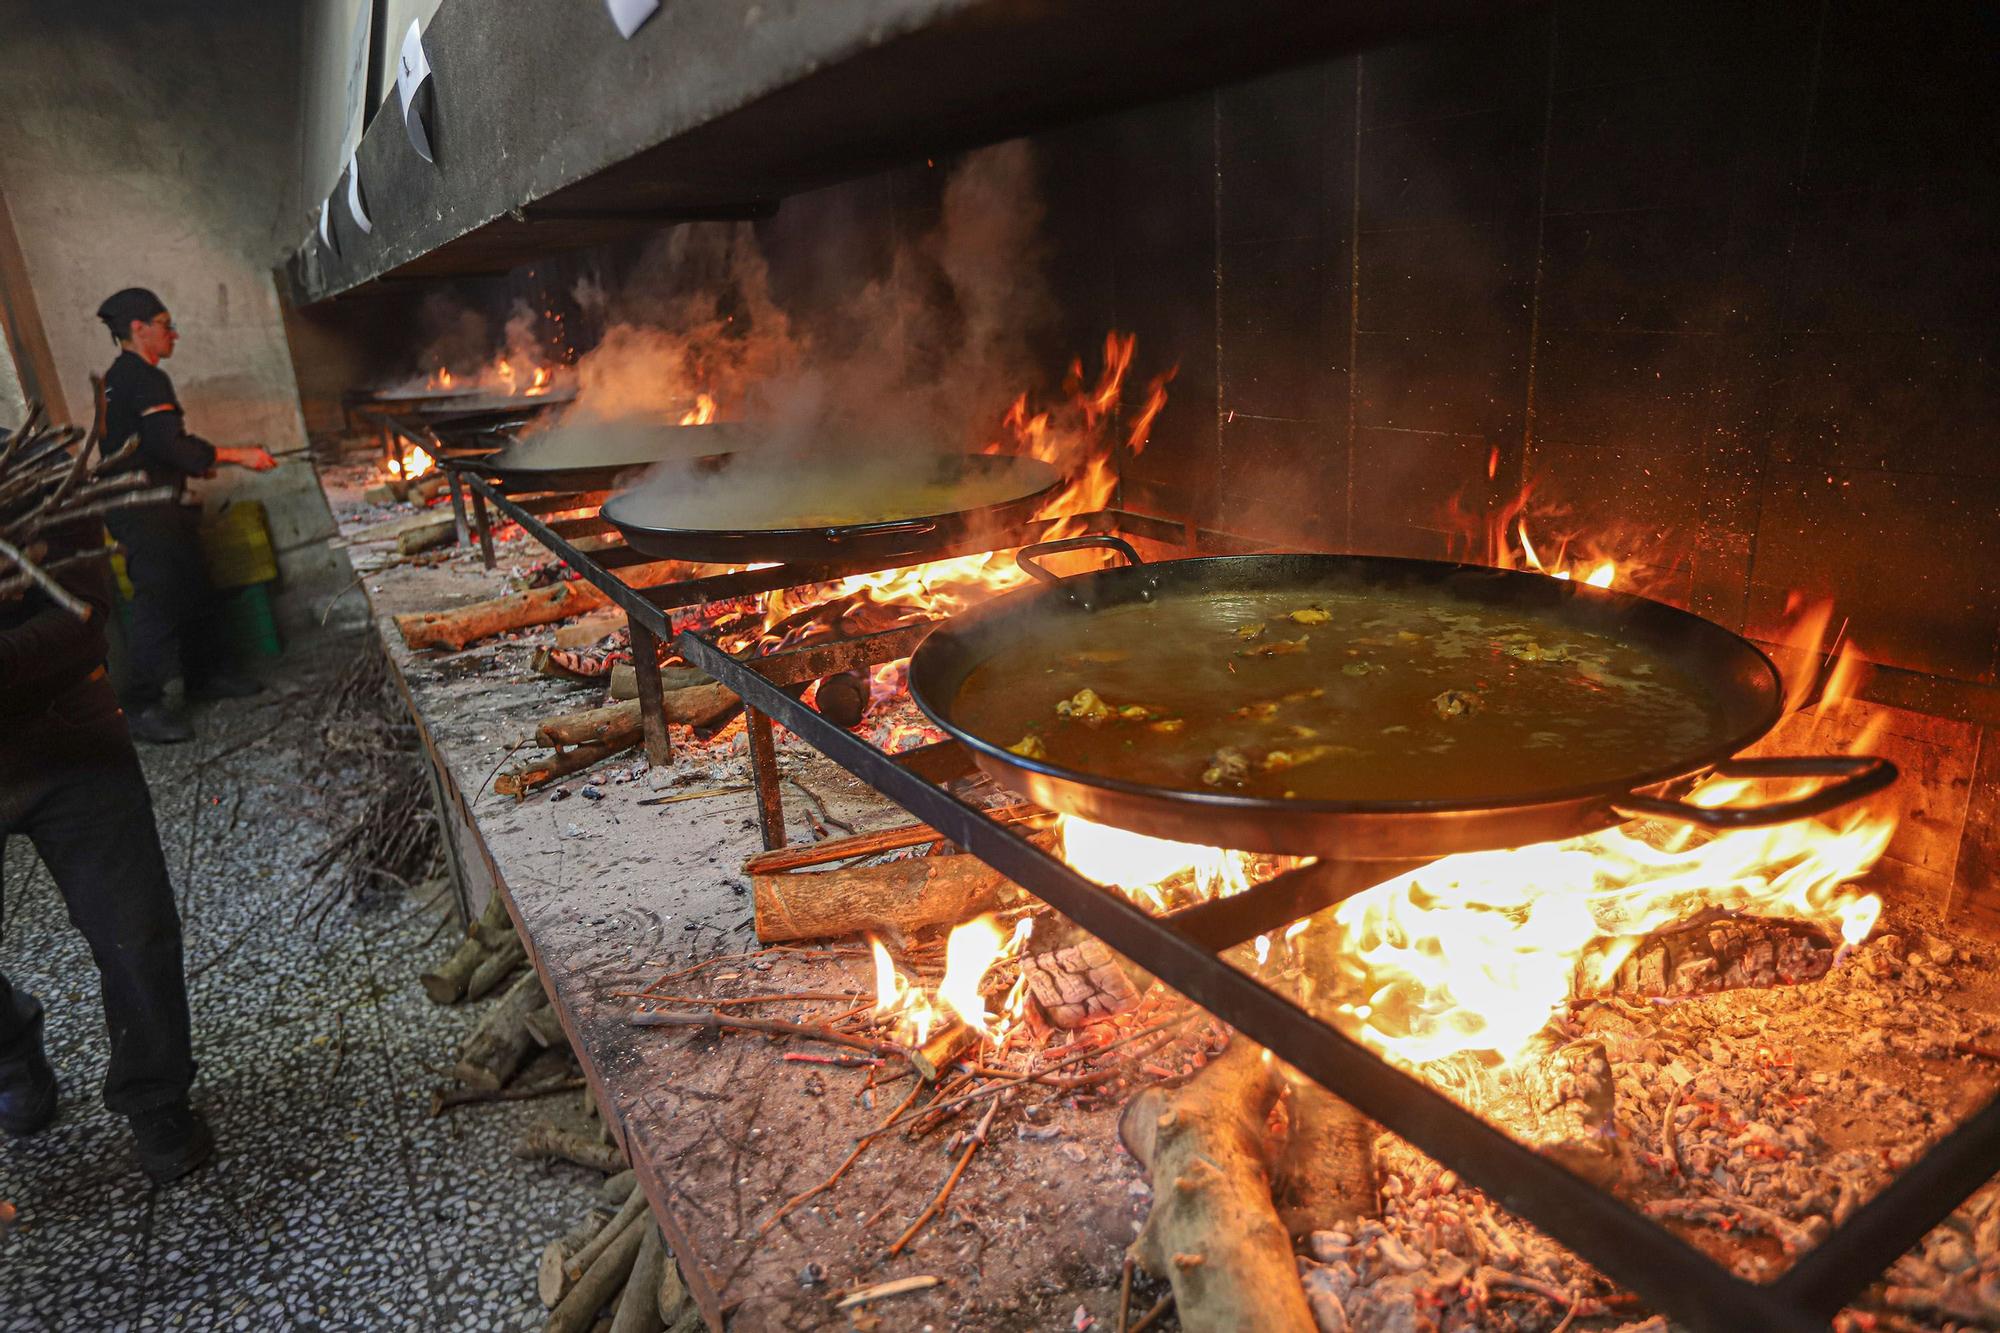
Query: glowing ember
678 393 717 426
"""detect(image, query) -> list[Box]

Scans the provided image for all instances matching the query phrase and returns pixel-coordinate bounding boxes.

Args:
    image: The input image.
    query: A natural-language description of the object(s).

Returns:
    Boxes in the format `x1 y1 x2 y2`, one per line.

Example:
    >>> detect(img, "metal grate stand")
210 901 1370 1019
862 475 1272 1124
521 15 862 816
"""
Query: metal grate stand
445 466 2000 1333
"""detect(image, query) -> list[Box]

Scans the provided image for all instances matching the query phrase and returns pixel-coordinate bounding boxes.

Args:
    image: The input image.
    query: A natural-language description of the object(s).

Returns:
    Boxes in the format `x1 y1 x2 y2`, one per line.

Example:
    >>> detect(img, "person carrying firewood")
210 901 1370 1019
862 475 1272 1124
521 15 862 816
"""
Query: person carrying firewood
95 286 276 744
0 424 212 1183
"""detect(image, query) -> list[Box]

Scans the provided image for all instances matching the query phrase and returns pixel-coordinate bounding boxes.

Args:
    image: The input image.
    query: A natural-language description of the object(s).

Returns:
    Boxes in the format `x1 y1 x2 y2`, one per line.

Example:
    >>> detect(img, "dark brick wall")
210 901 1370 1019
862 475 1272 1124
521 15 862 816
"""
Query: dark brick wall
1044 0 1998 692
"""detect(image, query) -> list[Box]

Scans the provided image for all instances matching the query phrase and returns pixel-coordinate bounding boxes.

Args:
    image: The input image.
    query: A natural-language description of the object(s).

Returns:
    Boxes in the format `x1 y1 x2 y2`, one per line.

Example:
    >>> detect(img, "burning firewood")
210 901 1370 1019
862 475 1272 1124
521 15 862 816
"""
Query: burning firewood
0 403 174 615
1576 910 1840 1000
1119 1037 1317 1333
1021 937 1140 1029
393 578 609 651
744 818 1038 943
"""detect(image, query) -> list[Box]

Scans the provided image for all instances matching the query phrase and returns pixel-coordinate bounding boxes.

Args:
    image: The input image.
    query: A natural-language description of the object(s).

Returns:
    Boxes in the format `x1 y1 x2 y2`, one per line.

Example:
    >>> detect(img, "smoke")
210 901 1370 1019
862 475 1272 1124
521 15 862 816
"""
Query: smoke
549 141 1058 453
409 293 490 379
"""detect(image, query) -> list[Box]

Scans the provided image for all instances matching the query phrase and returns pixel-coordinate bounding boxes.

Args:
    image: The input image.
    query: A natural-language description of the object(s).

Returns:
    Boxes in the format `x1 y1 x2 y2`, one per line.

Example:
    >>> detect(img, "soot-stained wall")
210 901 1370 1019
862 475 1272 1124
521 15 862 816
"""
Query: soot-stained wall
1054 0 1996 696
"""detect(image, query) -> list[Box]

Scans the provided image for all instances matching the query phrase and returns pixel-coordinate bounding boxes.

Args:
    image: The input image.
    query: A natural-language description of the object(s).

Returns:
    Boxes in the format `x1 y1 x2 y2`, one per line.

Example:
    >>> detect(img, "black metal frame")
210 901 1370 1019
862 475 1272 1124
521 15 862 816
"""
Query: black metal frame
450 467 2000 1332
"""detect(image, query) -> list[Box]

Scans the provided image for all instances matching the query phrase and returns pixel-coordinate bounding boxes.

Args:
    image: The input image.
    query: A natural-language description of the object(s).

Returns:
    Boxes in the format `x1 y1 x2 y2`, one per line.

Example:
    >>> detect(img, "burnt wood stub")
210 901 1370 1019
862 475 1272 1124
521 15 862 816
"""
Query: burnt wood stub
1023 938 1140 1029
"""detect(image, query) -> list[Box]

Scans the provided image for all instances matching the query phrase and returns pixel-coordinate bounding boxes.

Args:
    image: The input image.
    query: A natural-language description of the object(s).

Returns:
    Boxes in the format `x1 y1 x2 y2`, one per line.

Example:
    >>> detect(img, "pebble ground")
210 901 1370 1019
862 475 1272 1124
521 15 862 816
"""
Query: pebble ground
0 630 590 1331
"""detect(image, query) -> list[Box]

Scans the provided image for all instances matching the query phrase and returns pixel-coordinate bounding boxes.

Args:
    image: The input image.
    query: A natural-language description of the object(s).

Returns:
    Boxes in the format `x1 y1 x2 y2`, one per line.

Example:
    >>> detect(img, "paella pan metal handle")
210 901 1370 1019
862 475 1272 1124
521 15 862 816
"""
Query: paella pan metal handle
1015 535 1147 611
1611 755 1897 829
823 518 938 544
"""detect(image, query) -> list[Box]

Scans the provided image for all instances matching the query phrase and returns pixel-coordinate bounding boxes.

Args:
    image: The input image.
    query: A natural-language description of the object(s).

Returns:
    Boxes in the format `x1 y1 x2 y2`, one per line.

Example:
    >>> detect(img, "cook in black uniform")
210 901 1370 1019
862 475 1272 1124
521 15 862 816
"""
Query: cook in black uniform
96 287 276 744
0 493 212 1183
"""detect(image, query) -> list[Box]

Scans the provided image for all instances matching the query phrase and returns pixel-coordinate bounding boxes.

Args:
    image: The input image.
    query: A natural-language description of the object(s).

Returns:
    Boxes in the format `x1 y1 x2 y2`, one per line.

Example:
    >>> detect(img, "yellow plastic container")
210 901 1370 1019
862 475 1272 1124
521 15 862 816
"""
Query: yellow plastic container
200 500 278 589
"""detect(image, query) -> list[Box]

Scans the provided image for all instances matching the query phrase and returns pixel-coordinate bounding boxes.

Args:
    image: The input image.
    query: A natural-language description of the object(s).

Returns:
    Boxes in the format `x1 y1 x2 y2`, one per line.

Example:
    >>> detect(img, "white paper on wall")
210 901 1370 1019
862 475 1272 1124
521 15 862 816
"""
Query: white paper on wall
318 199 337 254
605 0 661 39
345 151 373 234
396 18 434 163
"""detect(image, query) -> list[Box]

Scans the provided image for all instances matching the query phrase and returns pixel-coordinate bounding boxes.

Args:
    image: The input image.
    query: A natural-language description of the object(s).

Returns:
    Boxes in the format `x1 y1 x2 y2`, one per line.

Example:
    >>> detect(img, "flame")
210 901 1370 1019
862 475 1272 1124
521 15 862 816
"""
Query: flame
1317 779 1891 1073
1514 518 1617 588
869 915 1030 1046
678 393 717 426
527 365 552 395
386 443 436 481
1055 816 1251 912
426 367 455 391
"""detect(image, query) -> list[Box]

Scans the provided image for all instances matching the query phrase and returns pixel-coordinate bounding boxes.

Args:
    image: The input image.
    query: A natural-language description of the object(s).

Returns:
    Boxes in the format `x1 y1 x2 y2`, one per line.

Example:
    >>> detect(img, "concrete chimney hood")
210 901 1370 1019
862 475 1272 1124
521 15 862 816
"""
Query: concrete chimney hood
285 0 1516 305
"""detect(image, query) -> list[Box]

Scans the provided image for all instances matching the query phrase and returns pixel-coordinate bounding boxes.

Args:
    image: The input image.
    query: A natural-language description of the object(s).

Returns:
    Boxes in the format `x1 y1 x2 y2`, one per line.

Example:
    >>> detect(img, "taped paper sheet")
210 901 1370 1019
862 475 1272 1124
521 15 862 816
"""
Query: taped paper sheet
605 0 661 39
396 18 434 163
345 151 372 233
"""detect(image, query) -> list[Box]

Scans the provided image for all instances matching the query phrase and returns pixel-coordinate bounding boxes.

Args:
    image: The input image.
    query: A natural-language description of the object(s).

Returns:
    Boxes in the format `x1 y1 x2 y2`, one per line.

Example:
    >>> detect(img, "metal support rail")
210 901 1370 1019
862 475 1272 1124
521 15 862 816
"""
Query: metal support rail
452 469 1999 1333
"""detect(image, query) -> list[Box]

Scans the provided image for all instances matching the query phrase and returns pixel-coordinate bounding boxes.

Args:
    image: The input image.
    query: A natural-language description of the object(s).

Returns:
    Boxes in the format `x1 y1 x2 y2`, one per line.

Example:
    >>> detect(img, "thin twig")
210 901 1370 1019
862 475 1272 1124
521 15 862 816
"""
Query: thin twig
608 990 864 1007
1117 1254 1134 1333
888 1092 1004 1256
868 1013 1193 1139
1127 1293 1172 1333
430 1075 587 1117
757 1081 923 1236
628 1008 909 1061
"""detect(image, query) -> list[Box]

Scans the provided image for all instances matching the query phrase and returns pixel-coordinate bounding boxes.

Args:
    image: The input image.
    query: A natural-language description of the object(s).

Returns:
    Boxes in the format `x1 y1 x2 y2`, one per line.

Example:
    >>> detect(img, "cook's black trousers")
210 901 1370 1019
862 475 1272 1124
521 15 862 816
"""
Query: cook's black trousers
107 505 225 708
0 697 195 1114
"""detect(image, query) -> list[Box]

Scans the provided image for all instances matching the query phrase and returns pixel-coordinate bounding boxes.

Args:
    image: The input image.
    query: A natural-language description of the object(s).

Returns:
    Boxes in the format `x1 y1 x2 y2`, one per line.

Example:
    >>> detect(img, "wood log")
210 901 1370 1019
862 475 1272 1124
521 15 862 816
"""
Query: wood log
1022 938 1139 1029
397 514 459 555
469 891 517 950
599 1169 636 1205
541 1210 611 1308
547 1209 646 1333
609 1226 666 1333
456 970 546 1092
525 1003 568 1051
608 663 718 701
568 1185 648 1282
656 1250 688 1325
395 580 610 652
538 702 643 748
1119 1038 1316 1333
465 935 527 1001
495 734 641 798
752 852 1025 944
554 607 628 650
535 680 741 747
1274 1074 1376 1238
742 804 1042 874
421 934 491 1005
349 507 462 547
516 1120 627 1174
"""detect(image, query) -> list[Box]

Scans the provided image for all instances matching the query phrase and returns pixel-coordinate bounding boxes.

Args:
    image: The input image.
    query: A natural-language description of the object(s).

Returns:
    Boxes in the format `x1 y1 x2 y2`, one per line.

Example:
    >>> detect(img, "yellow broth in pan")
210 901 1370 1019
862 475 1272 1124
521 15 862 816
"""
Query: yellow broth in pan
952 586 1725 804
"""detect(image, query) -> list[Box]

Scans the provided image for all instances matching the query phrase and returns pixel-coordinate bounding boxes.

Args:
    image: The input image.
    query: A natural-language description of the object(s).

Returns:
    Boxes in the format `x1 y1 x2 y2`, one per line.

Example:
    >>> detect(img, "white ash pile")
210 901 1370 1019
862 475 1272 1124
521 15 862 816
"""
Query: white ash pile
1287 926 2000 1332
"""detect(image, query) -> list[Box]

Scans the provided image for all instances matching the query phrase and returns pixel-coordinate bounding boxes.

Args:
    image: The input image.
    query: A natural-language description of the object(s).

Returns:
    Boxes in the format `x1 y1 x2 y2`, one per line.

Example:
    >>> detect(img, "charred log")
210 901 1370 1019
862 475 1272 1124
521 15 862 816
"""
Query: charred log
1023 938 1141 1029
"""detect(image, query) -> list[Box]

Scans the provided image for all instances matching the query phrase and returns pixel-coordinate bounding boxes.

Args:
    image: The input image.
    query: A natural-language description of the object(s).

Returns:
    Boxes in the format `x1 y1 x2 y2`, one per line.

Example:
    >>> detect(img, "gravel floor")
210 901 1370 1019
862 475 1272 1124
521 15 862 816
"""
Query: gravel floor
0 629 591 1332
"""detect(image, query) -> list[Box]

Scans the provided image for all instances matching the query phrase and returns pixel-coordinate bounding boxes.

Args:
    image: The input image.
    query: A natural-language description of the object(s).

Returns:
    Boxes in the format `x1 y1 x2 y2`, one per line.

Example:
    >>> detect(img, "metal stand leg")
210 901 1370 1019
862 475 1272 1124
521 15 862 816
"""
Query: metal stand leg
446 469 471 548
627 617 673 766
470 487 497 569
746 708 784 850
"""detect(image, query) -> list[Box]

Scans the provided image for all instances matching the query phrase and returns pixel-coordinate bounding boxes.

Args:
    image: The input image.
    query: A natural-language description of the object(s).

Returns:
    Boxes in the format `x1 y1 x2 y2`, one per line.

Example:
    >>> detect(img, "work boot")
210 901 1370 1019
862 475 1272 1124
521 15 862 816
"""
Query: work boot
188 669 264 701
126 702 194 744
129 1102 214 1185
0 1050 58 1138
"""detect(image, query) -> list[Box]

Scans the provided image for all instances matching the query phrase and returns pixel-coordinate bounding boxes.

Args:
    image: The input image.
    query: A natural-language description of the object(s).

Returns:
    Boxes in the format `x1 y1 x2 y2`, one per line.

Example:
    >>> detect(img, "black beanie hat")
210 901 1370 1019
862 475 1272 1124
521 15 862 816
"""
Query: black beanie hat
96 287 167 339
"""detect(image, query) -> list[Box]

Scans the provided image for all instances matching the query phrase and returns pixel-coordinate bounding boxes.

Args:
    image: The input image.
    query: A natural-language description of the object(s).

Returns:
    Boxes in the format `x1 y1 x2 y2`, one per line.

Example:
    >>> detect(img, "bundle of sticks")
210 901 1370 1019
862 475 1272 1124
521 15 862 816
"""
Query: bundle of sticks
0 402 172 614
